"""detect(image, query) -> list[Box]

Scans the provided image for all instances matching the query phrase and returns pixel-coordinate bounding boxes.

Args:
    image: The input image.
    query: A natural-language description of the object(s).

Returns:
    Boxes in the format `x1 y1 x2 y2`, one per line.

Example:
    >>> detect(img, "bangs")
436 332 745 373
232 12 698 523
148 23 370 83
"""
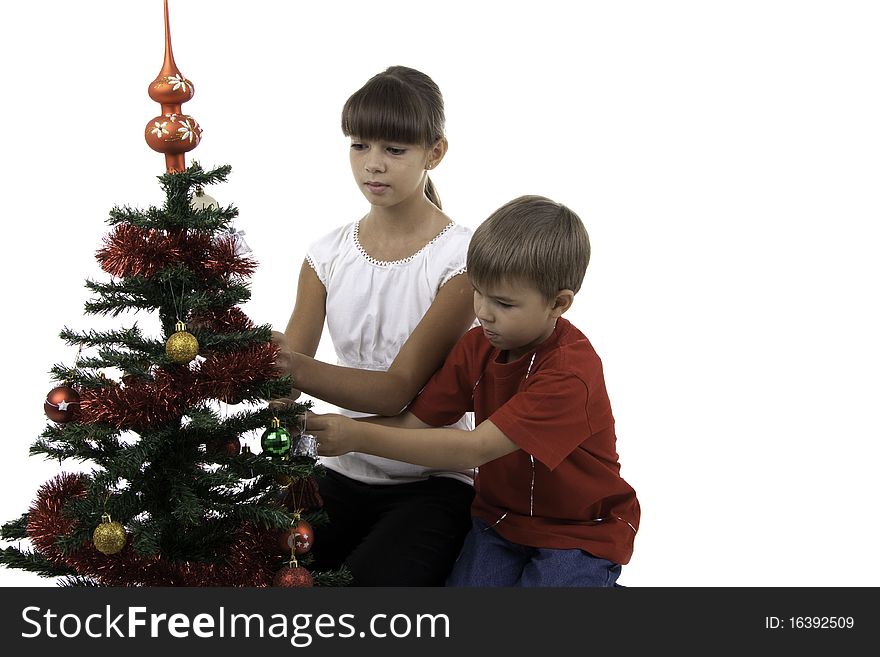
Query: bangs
342 78 435 146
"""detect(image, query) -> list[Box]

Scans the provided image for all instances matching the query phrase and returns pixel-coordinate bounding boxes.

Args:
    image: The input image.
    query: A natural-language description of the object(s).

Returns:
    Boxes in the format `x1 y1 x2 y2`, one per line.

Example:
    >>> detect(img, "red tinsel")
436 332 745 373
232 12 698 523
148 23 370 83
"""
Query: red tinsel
27 473 86 568
203 235 257 279
97 226 256 281
196 343 279 402
79 342 280 429
80 367 199 429
190 306 255 332
28 473 284 586
96 225 182 279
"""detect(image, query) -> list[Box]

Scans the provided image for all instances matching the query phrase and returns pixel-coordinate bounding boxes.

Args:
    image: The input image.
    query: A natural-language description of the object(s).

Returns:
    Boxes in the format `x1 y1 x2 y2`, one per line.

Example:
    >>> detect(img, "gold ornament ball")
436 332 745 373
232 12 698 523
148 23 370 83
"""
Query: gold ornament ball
93 521 127 555
166 330 199 363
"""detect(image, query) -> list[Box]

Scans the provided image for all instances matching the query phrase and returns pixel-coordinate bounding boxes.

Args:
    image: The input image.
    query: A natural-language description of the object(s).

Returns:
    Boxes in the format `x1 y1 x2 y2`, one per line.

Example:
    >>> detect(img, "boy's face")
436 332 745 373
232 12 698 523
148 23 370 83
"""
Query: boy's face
472 278 565 362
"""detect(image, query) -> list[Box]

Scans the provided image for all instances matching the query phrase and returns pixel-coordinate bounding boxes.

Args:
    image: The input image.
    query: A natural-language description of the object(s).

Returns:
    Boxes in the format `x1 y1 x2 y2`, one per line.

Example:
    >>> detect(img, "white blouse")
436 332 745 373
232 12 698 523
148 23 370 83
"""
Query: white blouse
306 220 475 486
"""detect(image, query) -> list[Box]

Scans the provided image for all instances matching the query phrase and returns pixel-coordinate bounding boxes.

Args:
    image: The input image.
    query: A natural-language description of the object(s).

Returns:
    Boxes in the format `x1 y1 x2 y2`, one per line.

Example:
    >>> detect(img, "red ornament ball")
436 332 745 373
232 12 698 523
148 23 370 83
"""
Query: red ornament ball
273 565 313 588
277 519 314 556
44 385 81 423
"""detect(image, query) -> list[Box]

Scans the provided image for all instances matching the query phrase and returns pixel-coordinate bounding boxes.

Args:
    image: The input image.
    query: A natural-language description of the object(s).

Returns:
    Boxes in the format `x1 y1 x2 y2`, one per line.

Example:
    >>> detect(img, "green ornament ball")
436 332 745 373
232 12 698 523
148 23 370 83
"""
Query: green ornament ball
261 425 292 457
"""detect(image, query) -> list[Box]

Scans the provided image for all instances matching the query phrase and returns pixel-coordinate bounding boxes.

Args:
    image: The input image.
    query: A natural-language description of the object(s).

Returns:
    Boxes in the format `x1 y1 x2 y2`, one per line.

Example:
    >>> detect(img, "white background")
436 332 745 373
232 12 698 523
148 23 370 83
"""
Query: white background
1 0 878 587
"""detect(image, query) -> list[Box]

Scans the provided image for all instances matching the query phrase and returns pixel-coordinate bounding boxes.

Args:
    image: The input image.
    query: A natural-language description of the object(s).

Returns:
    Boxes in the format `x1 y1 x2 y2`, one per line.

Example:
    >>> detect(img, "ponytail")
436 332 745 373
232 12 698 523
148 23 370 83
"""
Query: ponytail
425 176 442 209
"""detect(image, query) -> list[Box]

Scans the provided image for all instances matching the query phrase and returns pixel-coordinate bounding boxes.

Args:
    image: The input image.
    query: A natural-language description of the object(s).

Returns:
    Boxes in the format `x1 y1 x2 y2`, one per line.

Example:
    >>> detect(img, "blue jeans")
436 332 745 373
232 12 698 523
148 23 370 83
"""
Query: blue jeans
446 518 622 587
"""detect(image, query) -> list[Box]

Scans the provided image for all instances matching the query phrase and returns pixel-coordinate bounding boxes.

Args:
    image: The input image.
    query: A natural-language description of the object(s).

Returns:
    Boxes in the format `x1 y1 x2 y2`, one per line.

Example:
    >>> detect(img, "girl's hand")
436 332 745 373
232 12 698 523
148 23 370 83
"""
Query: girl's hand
270 330 302 404
307 412 359 456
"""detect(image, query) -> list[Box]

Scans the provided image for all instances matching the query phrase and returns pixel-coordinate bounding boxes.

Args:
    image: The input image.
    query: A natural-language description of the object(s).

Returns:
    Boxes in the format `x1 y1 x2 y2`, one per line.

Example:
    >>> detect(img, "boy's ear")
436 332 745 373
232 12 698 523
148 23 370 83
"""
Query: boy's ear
551 290 575 317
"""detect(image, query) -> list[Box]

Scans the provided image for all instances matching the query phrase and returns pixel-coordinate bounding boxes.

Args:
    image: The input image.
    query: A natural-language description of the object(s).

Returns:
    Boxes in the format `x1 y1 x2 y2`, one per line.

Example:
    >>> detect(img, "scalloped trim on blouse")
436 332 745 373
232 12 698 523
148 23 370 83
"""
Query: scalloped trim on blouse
353 220 456 267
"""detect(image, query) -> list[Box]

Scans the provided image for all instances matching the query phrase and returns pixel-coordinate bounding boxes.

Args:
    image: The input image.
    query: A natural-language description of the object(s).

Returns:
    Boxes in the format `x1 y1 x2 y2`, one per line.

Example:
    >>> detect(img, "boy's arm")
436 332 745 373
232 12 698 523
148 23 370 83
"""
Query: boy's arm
308 412 518 471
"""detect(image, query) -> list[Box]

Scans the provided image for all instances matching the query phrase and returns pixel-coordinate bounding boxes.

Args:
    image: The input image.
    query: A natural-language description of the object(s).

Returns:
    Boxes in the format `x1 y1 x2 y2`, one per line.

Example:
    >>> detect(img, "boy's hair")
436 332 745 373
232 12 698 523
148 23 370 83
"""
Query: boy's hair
341 66 445 208
467 195 591 299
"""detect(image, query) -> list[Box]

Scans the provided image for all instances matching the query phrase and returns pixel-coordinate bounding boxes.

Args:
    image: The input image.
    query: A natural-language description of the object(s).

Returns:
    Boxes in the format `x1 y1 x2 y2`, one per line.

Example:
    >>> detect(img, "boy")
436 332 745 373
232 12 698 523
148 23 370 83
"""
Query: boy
308 195 639 586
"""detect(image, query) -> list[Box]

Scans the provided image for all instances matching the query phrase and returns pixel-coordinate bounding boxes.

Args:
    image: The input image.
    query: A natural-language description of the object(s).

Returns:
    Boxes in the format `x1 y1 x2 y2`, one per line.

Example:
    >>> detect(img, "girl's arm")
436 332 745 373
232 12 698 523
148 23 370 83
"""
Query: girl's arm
271 260 327 404
309 412 518 470
284 259 327 358
277 270 475 416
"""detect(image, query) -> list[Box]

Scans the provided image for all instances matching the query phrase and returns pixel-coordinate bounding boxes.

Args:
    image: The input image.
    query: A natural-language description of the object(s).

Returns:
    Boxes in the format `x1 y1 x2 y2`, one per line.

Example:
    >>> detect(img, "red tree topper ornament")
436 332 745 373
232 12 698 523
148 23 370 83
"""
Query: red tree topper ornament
144 0 201 172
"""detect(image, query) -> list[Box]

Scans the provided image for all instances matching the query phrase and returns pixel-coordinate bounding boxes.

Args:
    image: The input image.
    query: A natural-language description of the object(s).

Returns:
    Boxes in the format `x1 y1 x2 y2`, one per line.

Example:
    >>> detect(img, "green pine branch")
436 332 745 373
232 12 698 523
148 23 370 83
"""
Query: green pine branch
108 163 238 231
48 365 116 389
219 403 307 437
108 204 239 231
169 483 206 525
129 518 161 556
32 423 123 469
313 566 354 587
84 277 251 318
83 279 161 316
0 546 72 577
52 527 92 557
198 326 273 352
1 514 30 541
60 325 162 356
30 440 101 464
77 349 159 373
212 502 292 531
160 163 233 219
159 162 232 195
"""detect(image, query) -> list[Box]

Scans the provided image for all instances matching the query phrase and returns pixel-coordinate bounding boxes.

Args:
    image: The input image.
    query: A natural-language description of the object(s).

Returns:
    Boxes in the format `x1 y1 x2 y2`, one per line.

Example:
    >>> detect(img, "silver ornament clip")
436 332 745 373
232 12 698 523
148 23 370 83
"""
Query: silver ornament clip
227 226 252 256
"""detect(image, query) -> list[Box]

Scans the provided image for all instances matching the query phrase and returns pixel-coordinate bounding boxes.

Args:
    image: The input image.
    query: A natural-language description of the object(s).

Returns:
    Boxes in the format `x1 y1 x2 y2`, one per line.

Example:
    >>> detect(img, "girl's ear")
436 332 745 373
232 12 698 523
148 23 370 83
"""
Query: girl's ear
551 290 575 317
426 137 448 169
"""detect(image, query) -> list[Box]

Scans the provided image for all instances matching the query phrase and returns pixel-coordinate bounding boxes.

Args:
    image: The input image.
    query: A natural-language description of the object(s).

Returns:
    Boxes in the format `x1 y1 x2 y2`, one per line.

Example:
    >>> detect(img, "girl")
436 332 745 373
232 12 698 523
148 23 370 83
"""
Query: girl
272 66 476 585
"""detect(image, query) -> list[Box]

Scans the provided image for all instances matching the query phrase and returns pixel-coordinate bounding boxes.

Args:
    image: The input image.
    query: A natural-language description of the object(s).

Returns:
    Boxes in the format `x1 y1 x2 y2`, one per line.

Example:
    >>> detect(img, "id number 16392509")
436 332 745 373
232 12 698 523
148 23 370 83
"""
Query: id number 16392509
765 616 855 630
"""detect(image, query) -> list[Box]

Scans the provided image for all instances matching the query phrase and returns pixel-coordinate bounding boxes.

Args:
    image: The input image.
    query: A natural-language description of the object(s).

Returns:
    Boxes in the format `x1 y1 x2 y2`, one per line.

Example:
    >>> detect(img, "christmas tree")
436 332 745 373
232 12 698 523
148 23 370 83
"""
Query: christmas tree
0 1 348 588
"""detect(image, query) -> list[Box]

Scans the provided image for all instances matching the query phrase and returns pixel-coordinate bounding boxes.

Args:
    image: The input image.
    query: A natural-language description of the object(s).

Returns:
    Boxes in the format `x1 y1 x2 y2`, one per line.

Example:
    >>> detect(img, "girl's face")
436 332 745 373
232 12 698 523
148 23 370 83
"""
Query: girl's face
348 138 434 208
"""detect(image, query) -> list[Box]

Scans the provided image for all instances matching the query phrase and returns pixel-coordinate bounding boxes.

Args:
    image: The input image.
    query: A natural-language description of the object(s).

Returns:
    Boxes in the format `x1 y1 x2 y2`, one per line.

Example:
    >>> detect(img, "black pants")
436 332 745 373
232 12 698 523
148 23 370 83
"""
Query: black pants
312 469 474 586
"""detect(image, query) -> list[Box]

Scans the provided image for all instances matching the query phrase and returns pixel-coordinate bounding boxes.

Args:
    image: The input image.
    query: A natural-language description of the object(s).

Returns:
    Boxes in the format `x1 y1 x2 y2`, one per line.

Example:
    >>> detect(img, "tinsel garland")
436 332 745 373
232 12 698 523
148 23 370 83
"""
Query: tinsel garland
190 306 254 332
196 343 279 404
79 367 198 429
97 226 256 280
79 343 279 428
27 473 283 586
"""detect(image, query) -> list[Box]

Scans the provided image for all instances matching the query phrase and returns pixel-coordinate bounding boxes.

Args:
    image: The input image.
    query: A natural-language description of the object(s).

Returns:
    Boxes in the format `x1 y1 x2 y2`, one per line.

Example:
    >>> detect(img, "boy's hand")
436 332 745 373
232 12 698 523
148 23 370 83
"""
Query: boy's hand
269 330 302 405
307 412 360 456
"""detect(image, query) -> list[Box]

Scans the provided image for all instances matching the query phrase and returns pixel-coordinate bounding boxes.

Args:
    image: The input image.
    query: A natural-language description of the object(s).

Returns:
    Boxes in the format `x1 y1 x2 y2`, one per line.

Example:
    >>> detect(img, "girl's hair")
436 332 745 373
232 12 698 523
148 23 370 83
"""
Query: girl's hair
468 195 591 300
342 66 446 209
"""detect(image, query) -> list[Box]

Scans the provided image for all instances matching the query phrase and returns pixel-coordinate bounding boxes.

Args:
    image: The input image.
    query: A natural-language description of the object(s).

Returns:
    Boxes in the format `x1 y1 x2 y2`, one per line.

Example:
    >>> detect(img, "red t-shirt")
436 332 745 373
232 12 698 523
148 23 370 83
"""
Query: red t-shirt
408 318 640 564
